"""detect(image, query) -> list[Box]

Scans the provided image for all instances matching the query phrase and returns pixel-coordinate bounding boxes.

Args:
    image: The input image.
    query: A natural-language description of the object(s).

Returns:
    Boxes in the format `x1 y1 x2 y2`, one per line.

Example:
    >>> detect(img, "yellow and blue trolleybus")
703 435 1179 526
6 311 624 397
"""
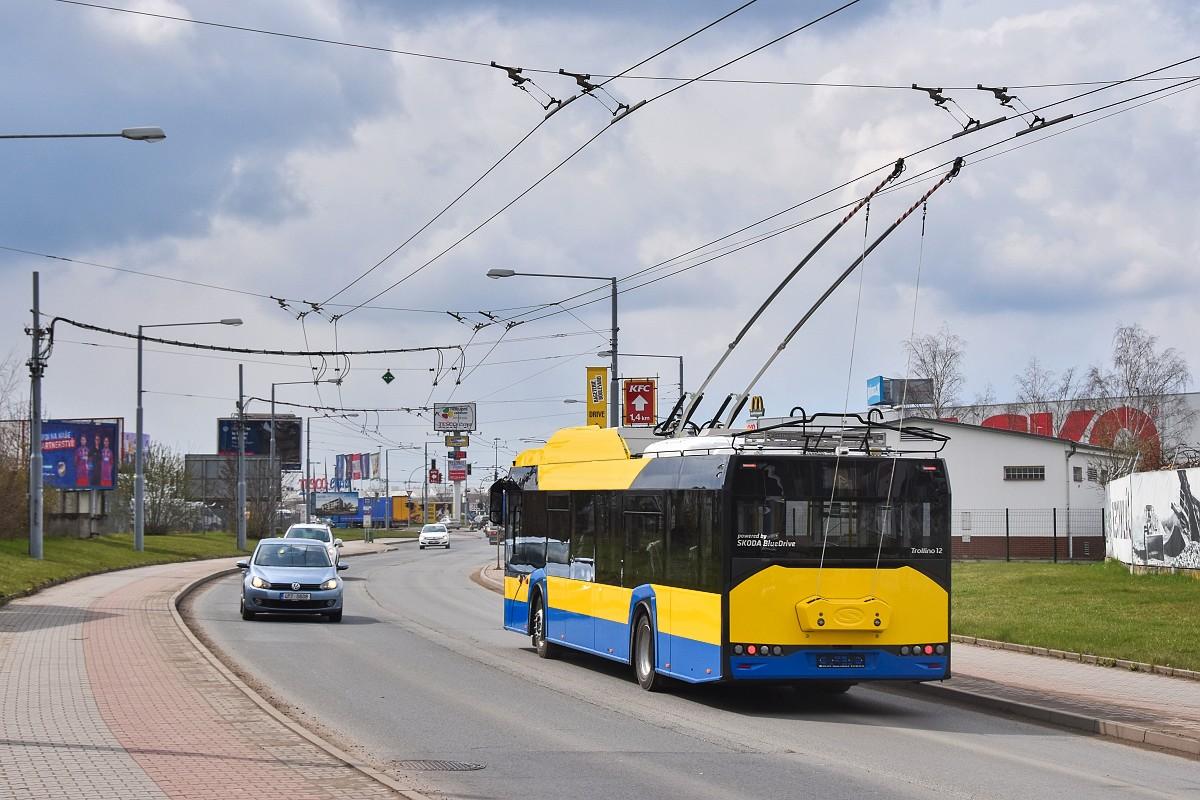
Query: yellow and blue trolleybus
490 413 951 691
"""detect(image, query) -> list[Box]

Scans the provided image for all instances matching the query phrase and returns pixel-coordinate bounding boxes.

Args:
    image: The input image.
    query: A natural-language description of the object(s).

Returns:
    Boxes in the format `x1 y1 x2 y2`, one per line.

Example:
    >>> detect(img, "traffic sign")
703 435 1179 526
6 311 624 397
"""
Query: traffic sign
428 469 442 483
622 378 657 426
381 370 394 384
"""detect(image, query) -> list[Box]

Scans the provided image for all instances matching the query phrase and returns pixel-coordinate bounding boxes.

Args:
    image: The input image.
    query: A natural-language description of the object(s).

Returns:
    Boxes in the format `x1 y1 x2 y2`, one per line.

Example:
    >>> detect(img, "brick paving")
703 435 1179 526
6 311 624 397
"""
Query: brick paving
0 547 406 799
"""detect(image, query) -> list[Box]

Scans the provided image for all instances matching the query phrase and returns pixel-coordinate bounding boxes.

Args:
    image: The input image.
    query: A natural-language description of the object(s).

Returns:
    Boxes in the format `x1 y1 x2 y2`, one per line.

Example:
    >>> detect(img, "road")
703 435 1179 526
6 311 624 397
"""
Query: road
188 534 1200 800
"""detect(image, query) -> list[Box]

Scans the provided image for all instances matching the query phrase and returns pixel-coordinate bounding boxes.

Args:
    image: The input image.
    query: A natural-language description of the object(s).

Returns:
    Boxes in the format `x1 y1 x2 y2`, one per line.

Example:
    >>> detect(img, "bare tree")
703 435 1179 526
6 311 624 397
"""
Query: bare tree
903 324 966 418
0 353 29 537
1083 323 1194 471
1015 357 1078 414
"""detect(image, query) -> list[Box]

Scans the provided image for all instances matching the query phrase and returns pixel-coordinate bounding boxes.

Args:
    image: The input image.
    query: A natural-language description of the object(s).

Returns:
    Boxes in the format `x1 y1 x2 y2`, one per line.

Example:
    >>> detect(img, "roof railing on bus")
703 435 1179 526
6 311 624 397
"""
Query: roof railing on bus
724 410 949 455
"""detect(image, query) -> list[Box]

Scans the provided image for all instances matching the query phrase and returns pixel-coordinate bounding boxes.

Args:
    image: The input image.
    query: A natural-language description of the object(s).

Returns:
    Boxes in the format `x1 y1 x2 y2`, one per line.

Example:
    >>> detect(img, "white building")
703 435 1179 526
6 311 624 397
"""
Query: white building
895 418 1109 513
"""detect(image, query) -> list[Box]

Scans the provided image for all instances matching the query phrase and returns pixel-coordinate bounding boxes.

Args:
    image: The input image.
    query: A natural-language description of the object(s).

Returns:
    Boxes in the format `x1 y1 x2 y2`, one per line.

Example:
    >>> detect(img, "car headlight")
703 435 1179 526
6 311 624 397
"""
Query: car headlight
320 578 339 590
250 575 268 589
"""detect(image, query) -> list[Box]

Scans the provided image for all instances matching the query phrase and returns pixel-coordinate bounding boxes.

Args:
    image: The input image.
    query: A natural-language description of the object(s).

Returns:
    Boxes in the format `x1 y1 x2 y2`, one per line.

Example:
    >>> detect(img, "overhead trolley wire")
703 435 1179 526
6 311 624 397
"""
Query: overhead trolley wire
50 1 1196 93
334 0 864 320
500 55 1200 329
324 0 764 316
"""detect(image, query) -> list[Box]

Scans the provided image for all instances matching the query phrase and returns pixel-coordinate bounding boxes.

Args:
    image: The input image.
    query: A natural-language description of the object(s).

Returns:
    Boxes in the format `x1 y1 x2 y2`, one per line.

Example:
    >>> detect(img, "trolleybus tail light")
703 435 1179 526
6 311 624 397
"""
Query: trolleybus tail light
923 645 934 655
746 645 757 655
733 644 744 655
900 646 910 655
936 645 945 654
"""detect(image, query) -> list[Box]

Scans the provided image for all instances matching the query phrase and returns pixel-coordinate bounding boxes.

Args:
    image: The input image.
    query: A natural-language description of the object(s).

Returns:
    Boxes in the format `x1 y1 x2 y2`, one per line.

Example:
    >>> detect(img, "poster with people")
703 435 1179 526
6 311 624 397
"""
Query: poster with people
42 419 122 491
1106 468 1200 571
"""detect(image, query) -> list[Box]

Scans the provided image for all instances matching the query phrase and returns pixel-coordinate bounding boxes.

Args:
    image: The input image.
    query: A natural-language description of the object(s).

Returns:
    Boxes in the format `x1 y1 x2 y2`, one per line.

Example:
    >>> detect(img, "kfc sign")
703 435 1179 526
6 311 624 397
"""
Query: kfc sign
623 379 657 426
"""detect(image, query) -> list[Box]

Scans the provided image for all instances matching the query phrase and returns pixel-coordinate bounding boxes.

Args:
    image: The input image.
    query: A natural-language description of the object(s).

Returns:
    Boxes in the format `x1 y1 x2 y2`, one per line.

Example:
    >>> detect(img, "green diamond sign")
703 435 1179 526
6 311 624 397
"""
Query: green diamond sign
381 370 395 384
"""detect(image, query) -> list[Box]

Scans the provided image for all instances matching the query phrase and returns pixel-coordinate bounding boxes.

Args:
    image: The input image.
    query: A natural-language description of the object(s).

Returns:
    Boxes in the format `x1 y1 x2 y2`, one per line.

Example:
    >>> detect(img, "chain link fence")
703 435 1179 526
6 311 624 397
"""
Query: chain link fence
953 508 1106 561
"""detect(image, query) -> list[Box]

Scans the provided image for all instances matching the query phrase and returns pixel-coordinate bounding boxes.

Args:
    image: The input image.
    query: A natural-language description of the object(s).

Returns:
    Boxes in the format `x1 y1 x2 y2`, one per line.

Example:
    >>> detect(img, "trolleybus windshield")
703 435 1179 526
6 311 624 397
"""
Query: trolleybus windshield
732 457 949 560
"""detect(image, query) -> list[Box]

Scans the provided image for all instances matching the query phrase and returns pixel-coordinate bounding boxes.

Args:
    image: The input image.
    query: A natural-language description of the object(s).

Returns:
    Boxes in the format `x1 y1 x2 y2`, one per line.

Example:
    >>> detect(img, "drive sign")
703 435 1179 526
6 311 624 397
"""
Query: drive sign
622 378 657 426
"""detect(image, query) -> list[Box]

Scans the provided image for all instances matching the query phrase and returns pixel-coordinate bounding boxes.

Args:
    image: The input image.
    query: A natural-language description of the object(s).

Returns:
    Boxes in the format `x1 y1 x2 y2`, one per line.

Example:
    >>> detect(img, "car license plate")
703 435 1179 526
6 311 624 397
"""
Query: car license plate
280 592 311 601
816 653 866 669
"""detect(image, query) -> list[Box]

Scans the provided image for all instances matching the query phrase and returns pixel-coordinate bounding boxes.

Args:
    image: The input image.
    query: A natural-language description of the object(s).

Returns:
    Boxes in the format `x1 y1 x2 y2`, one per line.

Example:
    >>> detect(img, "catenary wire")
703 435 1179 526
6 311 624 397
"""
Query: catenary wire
322 0 762 311
335 0 864 319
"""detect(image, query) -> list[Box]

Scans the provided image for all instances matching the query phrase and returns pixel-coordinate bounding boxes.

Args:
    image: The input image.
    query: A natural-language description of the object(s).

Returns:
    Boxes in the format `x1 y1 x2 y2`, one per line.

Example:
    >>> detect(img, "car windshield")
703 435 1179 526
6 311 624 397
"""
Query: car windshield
422 525 447 533
254 543 331 567
285 527 329 542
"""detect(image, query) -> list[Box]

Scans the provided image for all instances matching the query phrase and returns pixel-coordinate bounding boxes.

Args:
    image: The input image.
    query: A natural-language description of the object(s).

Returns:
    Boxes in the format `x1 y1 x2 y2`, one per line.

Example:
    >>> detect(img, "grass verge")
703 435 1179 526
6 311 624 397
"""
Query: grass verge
0 532 247 605
953 560 1200 672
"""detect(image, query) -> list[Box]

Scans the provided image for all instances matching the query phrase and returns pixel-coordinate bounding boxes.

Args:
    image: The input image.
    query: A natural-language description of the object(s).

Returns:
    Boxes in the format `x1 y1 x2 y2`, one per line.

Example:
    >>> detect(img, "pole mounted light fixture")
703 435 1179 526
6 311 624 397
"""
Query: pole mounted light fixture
1 126 166 142
486 268 516 279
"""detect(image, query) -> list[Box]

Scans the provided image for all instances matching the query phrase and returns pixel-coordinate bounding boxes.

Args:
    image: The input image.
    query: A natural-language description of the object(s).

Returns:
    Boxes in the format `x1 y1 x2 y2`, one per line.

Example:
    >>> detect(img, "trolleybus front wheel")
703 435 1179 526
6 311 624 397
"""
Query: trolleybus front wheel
633 613 665 692
532 593 555 659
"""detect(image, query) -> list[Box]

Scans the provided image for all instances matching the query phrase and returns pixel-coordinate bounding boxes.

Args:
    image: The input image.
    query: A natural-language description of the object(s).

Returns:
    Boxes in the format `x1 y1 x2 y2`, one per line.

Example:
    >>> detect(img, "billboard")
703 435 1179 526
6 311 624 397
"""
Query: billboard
448 459 467 482
217 416 301 470
42 419 122 491
586 366 608 427
433 403 476 432
867 376 935 407
1107 468 1200 571
312 492 359 516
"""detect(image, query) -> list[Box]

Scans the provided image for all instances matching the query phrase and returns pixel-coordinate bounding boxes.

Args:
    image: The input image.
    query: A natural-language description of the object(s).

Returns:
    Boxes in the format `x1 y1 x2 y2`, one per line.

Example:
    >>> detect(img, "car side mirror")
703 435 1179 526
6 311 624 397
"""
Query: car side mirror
337 563 349 571
235 560 249 570
334 539 343 547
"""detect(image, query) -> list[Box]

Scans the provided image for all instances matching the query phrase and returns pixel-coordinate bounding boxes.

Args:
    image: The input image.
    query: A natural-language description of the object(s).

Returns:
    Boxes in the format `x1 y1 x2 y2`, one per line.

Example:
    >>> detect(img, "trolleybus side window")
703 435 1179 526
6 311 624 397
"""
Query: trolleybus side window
667 490 720 593
624 493 665 587
546 493 570 577
512 491 547 569
569 492 597 582
593 493 621 585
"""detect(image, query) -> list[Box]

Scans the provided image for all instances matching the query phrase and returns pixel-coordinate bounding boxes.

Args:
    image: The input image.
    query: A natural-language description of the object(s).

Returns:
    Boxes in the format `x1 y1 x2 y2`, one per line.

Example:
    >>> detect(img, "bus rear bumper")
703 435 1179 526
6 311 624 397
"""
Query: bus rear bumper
728 648 948 682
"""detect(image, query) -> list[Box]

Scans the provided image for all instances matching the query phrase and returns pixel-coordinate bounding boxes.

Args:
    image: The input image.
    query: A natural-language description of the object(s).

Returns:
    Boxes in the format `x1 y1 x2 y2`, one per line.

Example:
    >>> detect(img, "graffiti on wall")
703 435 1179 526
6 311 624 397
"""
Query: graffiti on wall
945 405 1160 454
1106 468 1200 570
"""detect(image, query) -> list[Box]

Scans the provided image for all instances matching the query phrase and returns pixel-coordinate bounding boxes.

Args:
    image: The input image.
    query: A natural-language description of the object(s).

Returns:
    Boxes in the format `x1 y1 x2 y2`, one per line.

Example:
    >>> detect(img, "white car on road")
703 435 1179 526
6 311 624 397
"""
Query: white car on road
283 523 343 564
419 523 450 550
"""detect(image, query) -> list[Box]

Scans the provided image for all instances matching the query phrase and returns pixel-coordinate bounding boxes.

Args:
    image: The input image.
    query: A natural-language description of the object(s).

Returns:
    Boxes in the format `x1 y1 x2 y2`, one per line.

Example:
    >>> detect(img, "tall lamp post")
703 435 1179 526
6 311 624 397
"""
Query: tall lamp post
10 125 166 560
599 350 684 407
135 318 241 552
487 269 619 428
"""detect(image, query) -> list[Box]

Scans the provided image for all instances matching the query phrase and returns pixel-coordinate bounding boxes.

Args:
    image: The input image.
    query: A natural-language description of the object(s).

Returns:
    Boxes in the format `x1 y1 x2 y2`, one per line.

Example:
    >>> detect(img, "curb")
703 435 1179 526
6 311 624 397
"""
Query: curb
474 563 503 594
951 634 1200 683
909 682 1200 758
170 548 433 800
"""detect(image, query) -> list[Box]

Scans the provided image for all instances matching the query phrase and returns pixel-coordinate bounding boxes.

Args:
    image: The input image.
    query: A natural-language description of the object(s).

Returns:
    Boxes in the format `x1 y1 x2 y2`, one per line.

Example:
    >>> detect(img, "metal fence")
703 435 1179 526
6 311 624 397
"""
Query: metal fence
952 508 1106 561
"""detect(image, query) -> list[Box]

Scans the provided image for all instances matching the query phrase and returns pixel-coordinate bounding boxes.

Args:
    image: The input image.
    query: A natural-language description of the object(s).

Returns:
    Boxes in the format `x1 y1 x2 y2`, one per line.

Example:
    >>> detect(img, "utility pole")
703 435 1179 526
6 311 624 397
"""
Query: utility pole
305 420 311 523
423 440 430 526
269 383 276 537
236 364 246 550
493 437 500 482
27 272 44 559
609 277 619 429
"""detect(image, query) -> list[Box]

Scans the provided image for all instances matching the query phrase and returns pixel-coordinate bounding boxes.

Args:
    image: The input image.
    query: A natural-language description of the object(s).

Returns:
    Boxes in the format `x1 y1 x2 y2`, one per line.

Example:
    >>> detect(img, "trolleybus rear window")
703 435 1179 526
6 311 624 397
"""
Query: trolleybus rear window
732 458 948 559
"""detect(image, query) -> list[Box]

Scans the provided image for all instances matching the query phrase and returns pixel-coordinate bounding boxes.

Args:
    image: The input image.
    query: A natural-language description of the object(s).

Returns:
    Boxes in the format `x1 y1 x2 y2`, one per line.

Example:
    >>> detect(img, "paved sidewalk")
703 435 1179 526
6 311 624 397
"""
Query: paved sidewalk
0 540 417 799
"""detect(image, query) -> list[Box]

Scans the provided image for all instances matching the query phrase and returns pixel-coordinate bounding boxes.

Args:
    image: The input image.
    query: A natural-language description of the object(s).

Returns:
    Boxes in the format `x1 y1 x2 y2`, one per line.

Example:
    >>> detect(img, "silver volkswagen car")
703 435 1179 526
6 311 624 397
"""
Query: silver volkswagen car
237 538 348 622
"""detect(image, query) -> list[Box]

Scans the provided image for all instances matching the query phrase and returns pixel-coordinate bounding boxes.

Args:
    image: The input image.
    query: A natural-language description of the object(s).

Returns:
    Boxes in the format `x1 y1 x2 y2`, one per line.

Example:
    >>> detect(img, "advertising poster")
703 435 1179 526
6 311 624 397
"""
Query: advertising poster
586 366 607 428
311 492 359 516
216 417 301 470
42 419 122 491
433 403 477 432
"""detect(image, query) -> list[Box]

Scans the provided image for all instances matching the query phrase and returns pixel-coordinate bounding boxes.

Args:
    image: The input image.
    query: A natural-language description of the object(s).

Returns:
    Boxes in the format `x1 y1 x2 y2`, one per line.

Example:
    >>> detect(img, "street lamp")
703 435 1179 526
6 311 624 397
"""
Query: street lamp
599 350 684 403
13 126 167 560
1 126 166 142
134 318 241 552
488 268 619 428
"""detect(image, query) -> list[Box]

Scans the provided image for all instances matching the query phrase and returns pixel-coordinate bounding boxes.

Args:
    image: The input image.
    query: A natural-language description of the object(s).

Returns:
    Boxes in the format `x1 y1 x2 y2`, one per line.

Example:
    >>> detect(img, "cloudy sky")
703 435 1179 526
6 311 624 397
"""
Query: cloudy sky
2 0 1198 484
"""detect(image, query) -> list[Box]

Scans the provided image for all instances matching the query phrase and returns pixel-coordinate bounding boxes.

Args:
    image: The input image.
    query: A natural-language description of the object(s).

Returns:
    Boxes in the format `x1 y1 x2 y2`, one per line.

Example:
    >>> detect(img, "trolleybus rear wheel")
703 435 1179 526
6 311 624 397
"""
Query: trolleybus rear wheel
633 613 664 692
